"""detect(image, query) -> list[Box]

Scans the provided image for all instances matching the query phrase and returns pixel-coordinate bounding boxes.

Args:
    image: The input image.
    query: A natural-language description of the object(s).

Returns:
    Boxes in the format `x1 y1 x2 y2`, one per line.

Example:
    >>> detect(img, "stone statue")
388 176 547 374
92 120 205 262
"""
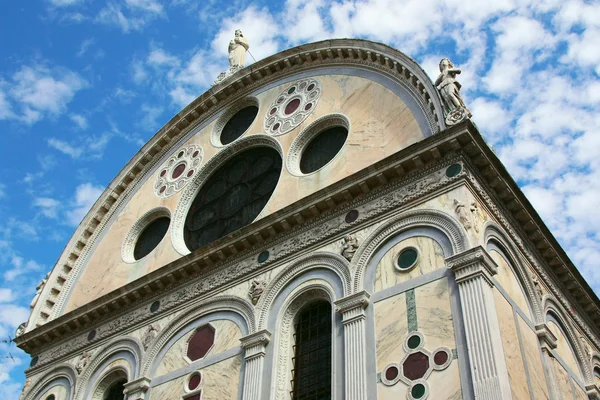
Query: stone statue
435 58 471 125
248 279 266 305
15 322 27 338
341 234 359 262
30 272 50 310
142 324 159 350
76 350 92 375
228 29 249 69
454 199 472 231
214 29 250 85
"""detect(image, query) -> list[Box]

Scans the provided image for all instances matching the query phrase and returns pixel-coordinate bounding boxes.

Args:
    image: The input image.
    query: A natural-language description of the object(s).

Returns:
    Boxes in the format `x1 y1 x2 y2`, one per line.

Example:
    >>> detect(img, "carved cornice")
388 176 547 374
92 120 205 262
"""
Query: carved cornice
28 38 445 332
446 246 498 285
535 323 558 350
334 291 370 314
240 329 271 355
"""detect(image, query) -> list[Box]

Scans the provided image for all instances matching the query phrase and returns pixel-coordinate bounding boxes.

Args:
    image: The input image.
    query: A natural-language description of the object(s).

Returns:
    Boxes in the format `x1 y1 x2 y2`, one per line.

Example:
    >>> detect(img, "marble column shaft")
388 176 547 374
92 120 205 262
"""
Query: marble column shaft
334 291 370 400
446 247 512 400
240 329 271 400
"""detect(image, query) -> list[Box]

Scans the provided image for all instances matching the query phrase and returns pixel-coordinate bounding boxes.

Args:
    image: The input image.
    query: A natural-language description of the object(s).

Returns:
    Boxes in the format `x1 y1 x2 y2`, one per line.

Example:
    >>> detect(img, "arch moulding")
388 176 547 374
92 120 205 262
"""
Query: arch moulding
23 364 77 400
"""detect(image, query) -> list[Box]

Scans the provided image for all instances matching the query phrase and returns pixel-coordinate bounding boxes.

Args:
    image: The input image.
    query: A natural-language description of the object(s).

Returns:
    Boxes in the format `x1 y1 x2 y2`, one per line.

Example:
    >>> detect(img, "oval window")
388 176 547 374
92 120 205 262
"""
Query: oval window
134 216 170 260
184 147 282 252
220 106 258 145
300 126 348 174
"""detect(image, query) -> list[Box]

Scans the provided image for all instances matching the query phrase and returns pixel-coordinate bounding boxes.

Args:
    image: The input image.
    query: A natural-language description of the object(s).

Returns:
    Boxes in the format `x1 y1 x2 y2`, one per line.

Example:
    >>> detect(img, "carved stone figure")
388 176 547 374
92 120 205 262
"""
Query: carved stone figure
435 58 471 125
15 322 27 338
248 279 266 305
470 201 480 233
76 350 92 375
454 199 472 231
532 276 543 300
341 234 359 261
228 29 249 69
30 272 50 310
142 324 159 350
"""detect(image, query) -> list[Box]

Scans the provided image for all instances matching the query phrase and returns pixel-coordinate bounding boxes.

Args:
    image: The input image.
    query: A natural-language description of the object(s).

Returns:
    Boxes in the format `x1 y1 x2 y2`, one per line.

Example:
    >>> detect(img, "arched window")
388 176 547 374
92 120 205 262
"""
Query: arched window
290 300 332 399
104 379 126 400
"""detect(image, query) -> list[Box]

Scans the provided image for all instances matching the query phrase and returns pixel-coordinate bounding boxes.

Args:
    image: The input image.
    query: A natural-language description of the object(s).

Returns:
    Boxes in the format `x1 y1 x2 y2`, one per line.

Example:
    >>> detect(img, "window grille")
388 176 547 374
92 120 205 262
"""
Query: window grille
290 301 332 400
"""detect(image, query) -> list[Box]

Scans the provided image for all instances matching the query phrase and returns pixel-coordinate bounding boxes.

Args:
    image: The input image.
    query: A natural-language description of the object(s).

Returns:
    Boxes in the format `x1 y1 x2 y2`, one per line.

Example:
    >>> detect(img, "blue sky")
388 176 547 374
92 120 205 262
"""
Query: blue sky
0 0 599 397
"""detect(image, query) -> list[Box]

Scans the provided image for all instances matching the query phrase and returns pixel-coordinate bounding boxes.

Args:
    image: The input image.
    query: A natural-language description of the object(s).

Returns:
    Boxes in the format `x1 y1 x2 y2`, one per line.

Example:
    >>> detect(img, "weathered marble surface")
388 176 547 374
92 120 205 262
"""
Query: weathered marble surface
553 358 575 399
517 315 550 399
155 319 242 376
150 354 242 400
66 73 425 312
414 277 455 350
573 380 588 399
37 384 68 400
374 291 407 370
373 236 445 292
493 290 530 400
547 320 582 379
490 250 532 319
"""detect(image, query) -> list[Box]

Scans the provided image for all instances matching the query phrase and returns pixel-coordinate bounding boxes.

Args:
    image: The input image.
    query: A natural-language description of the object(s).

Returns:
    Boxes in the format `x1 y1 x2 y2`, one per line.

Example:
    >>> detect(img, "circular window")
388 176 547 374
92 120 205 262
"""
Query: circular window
345 209 359 224
184 147 282 252
87 329 96 341
134 216 170 260
446 163 462 177
264 78 321 136
396 247 419 271
30 356 38 367
150 300 160 313
287 114 350 176
212 98 259 147
122 207 171 263
154 145 203 198
258 250 269 263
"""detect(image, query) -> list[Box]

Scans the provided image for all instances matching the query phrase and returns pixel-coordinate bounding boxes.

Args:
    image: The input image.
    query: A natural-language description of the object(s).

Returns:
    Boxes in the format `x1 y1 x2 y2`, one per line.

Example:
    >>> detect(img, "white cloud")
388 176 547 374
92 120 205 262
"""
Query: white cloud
77 37 95 57
65 183 104 226
0 289 15 303
48 0 83 6
70 113 88 129
47 138 84 158
33 197 61 219
96 0 165 33
48 133 112 160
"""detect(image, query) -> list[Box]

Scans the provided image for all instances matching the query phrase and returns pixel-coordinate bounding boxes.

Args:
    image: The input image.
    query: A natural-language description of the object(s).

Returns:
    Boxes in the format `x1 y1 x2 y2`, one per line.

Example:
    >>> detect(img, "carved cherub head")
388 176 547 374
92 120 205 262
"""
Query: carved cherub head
235 29 243 37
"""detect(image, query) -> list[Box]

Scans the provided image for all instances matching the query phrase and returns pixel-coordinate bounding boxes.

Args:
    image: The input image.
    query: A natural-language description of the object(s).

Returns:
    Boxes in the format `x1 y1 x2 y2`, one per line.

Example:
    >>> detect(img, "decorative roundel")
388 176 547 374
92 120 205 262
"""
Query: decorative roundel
264 78 322 136
154 145 203 198
396 247 419 272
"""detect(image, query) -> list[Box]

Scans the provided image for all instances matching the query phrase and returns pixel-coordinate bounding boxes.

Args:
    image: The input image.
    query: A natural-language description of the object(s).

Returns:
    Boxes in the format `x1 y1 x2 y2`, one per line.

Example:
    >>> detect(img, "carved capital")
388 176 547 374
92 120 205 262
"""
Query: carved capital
446 246 498 285
335 291 370 323
535 323 558 350
586 385 600 399
240 329 271 360
123 376 151 399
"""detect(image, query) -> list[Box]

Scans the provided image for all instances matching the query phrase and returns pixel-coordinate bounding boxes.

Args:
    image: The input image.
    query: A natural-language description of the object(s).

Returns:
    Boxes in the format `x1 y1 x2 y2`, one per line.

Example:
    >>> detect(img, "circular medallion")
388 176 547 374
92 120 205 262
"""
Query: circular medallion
264 78 322 136
445 107 468 126
154 145 203 198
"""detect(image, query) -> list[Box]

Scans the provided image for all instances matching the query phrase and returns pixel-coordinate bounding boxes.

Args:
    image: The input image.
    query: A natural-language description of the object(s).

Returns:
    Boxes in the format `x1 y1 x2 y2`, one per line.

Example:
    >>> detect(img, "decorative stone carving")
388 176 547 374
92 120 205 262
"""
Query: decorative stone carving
435 58 471 126
340 234 359 262
214 29 249 85
264 78 322 136
123 376 151 400
453 199 472 231
76 350 92 375
30 273 49 309
248 279 266 305
15 322 26 338
142 324 159 351
19 378 31 399
240 329 271 400
532 276 543 300
154 144 203 198
470 201 480 233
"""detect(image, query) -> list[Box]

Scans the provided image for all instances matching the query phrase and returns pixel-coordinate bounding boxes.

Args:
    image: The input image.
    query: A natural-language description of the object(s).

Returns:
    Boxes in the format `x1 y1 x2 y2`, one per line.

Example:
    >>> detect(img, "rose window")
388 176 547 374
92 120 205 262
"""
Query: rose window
264 78 321 136
154 145 203 198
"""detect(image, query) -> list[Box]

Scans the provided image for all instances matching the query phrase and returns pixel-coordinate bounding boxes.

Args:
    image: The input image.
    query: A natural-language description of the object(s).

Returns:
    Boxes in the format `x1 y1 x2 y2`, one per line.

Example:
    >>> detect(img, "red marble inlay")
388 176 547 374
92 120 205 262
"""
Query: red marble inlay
188 373 202 390
304 103 312 111
270 108 277 115
193 150 199 158
187 394 201 400
385 366 399 381
160 170 167 177
307 83 315 91
159 186 166 193
272 123 280 131
434 350 449 366
284 98 301 115
178 151 185 158
187 325 215 361
172 163 186 179
402 352 429 380
187 169 194 178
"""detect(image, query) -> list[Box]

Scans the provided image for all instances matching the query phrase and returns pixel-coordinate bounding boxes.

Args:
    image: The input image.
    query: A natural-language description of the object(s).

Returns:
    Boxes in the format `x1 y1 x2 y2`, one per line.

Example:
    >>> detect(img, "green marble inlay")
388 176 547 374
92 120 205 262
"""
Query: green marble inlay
452 348 458 359
376 372 382 383
406 289 418 332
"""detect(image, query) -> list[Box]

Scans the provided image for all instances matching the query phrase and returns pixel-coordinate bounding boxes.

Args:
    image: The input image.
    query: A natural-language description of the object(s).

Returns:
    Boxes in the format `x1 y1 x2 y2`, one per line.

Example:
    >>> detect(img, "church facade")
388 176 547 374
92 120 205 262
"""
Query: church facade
14 38 600 400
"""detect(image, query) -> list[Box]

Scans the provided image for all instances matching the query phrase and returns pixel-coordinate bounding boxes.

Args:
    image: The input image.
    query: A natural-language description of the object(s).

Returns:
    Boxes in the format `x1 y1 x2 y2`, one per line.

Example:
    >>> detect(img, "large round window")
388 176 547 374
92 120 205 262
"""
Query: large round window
300 126 348 174
184 147 282 252
134 216 170 260
220 105 258 145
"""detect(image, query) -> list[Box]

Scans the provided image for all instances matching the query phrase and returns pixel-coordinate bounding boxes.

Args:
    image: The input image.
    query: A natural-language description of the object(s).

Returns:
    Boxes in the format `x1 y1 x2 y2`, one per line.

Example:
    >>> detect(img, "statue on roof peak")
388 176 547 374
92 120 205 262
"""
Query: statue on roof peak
435 58 472 126
214 29 250 85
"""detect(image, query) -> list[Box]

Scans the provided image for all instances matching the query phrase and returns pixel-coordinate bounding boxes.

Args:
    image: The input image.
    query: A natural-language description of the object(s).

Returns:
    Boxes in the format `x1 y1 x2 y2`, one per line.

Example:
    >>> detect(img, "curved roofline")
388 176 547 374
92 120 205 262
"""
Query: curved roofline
26 38 446 332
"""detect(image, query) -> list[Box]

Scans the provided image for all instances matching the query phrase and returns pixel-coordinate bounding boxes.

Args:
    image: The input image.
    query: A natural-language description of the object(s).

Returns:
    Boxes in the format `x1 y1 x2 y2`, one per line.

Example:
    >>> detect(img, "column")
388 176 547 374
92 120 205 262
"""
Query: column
334 290 370 400
239 329 271 400
446 246 512 399
536 323 563 399
123 376 151 400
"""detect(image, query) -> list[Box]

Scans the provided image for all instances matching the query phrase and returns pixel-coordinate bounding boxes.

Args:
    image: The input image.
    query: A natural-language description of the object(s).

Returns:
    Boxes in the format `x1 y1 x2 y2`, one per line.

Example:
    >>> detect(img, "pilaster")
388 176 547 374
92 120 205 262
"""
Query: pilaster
240 329 271 400
536 323 563 399
334 291 370 400
123 376 151 400
446 246 512 400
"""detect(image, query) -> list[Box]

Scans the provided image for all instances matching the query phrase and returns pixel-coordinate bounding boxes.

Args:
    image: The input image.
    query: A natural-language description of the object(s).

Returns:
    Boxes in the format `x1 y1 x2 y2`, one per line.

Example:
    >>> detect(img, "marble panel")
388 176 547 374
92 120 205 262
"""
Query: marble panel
573 379 588 400
427 362 462 400
66 73 427 312
414 278 455 350
493 290 530 400
373 237 445 293
37 384 68 400
374 292 407 369
547 320 583 380
553 358 575 399
517 314 550 399
490 250 531 319
155 319 242 377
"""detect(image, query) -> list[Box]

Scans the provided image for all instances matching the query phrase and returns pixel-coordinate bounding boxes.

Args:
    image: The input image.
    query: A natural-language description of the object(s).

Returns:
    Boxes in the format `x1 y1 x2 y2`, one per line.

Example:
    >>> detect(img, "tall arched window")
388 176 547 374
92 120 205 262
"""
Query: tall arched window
291 300 332 399
104 379 126 400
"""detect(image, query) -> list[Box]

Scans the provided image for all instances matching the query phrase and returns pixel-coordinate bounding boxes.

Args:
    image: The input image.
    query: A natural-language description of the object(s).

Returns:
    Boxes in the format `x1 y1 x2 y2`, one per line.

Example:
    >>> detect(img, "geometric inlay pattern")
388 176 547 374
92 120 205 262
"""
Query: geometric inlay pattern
380 332 453 400
264 78 321 136
186 324 215 361
154 144 203 198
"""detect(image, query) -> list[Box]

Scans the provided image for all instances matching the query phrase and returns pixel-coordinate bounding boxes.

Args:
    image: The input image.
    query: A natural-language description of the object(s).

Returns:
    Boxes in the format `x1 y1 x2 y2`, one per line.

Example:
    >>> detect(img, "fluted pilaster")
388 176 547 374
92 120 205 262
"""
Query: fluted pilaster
334 290 370 400
446 247 512 399
240 329 271 400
